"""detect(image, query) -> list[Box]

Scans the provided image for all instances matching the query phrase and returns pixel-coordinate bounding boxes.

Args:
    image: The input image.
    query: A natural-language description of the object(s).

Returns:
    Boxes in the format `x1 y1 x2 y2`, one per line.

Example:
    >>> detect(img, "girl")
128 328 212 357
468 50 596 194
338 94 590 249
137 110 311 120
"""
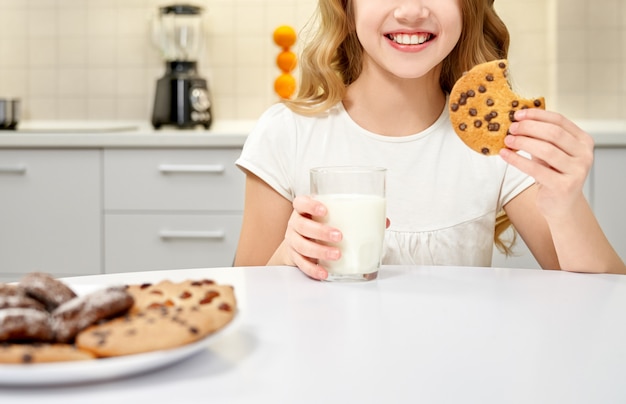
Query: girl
234 0 625 279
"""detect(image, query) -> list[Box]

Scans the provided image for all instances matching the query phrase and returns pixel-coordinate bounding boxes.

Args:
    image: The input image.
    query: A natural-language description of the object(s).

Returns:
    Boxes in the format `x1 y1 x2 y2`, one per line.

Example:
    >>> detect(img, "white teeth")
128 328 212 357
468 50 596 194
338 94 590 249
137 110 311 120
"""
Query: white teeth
389 33 431 45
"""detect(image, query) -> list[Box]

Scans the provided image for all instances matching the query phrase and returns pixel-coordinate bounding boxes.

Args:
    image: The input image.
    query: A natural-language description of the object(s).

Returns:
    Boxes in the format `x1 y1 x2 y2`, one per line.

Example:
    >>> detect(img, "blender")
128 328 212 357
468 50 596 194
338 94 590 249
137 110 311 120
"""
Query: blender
151 4 212 129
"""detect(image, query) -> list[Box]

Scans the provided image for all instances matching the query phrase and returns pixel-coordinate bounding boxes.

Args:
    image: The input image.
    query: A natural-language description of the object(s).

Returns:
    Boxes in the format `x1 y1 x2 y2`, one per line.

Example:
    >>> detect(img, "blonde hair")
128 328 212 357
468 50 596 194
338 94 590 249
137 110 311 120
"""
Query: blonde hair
287 0 516 254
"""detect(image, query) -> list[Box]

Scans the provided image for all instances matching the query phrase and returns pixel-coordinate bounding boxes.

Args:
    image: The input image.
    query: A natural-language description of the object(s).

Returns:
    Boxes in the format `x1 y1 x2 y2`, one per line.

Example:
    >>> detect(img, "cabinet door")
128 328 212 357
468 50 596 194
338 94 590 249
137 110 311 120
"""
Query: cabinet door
592 148 626 261
0 150 101 280
104 213 242 273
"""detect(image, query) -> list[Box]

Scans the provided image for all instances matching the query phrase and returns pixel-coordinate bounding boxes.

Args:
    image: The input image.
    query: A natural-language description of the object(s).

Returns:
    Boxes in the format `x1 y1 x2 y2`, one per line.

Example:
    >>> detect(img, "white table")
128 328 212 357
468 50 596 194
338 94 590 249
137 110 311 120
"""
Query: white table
2 265 626 404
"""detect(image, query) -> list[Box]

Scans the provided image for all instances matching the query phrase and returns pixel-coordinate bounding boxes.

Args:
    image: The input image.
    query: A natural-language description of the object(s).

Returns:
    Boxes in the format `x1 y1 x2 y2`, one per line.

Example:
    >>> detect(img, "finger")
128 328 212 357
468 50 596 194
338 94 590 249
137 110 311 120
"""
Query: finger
293 195 327 217
499 147 561 187
514 108 590 144
508 119 584 159
504 133 570 174
290 232 341 262
288 209 342 244
291 254 328 280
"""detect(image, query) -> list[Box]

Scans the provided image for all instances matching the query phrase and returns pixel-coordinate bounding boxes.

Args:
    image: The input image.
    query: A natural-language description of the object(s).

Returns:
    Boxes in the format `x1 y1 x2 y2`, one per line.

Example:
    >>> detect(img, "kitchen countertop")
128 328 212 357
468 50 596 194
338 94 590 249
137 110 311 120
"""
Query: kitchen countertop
0 119 624 148
0 120 257 148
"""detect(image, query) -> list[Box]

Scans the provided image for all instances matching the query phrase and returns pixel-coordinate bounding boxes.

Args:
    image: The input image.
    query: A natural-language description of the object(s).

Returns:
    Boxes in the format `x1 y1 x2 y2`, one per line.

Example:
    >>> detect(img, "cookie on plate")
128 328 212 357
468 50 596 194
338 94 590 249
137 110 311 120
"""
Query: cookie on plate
19 272 77 311
0 284 46 311
449 59 545 156
0 343 95 364
51 286 135 343
76 279 236 357
0 308 54 342
125 279 233 313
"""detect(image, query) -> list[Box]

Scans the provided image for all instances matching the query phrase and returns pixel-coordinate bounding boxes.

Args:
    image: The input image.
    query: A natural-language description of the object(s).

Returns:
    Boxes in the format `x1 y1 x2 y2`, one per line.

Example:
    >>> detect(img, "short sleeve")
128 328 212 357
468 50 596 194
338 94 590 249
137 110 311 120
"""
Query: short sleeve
235 103 298 202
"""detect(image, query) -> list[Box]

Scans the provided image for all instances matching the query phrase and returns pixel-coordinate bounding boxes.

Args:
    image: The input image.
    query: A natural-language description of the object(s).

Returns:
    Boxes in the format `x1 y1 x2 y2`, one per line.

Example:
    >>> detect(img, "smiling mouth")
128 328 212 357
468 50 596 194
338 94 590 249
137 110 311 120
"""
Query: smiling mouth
385 33 434 45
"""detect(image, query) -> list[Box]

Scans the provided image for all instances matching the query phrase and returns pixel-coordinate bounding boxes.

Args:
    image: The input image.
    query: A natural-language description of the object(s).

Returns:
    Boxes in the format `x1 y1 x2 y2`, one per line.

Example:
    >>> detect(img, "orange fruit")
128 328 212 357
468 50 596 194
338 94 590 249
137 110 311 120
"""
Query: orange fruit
274 73 296 99
273 25 297 49
276 50 297 73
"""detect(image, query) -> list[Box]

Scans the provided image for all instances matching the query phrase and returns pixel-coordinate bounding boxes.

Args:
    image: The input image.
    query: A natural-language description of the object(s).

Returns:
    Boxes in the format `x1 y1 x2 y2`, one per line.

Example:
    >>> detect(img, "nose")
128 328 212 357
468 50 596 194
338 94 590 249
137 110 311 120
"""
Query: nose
393 0 430 22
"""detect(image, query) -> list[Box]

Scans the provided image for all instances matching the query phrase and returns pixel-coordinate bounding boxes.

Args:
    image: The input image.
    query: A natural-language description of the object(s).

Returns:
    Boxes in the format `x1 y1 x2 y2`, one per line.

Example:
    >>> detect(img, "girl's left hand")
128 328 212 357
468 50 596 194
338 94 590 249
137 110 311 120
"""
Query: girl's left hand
499 108 594 220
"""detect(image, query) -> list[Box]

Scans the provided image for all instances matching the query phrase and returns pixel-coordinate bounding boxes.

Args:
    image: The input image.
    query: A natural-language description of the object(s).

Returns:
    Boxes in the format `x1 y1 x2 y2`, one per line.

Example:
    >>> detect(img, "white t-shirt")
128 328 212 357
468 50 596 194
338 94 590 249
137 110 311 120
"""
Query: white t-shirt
236 102 535 267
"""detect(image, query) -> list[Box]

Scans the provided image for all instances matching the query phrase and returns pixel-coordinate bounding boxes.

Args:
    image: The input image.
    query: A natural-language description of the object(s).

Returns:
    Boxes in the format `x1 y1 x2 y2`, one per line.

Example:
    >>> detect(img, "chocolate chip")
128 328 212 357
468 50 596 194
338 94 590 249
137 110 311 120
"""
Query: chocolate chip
467 89 475 97
459 123 467 131
481 147 490 155
486 99 494 107
498 62 506 69
488 123 500 131
469 108 477 116
534 99 542 107
451 103 459 112
474 120 482 128
179 291 192 299
218 303 232 312
140 283 152 289
486 74 494 82
459 96 467 106
189 327 199 335
512 100 519 108
509 111 516 122
478 85 487 93
484 113 493 122
22 353 33 363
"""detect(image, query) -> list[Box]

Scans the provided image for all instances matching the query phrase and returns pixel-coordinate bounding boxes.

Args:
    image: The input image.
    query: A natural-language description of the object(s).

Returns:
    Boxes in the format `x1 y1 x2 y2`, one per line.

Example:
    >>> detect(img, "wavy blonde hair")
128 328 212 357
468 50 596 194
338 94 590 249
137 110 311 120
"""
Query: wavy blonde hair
286 0 517 255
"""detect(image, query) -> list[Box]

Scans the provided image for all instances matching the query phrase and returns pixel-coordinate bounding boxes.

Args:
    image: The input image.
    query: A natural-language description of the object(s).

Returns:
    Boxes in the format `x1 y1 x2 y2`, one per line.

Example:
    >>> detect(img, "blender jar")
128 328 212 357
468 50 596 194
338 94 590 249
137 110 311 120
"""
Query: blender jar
153 5 204 62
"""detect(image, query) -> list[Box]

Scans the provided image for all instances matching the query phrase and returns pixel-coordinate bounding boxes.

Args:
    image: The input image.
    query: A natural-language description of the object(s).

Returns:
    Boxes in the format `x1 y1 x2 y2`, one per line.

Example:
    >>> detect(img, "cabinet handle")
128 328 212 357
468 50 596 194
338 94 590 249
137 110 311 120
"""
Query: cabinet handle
159 230 226 240
0 164 26 174
158 164 225 174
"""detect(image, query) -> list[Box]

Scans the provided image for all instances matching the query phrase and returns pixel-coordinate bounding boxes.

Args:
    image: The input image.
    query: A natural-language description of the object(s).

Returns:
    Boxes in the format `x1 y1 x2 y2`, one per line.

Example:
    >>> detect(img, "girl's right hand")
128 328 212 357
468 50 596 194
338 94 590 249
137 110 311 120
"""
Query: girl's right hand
281 195 343 280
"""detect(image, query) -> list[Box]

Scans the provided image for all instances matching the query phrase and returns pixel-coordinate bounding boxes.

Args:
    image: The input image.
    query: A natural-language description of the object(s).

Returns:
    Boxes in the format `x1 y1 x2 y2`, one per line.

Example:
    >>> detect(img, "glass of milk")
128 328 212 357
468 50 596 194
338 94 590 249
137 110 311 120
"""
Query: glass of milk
310 166 387 281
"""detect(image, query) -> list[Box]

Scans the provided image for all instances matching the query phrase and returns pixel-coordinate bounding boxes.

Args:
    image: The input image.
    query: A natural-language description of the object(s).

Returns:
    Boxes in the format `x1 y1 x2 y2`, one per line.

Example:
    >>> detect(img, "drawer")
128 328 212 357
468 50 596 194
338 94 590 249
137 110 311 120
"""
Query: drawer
104 213 242 273
104 148 244 211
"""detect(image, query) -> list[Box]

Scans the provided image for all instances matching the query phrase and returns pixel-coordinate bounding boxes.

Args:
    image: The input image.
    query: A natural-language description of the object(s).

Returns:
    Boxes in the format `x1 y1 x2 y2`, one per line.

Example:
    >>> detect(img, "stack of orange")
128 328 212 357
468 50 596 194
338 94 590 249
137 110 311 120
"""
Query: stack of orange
273 25 297 99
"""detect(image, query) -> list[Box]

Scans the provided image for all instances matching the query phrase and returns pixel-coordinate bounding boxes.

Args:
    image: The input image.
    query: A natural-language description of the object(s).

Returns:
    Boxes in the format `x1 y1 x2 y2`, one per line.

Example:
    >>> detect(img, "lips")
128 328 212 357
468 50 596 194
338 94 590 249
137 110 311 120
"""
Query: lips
384 32 434 45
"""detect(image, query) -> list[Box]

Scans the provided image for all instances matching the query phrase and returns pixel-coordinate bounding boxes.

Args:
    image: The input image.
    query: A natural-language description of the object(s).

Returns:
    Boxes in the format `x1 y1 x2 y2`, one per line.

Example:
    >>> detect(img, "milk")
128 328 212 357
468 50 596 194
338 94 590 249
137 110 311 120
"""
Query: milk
313 194 386 277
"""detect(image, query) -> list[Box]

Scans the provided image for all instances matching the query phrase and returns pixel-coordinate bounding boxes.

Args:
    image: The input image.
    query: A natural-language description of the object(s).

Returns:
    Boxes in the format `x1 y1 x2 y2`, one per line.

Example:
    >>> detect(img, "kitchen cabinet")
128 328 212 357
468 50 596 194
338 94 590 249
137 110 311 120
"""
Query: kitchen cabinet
0 150 101 281
591 147 626 261
103 148 244 273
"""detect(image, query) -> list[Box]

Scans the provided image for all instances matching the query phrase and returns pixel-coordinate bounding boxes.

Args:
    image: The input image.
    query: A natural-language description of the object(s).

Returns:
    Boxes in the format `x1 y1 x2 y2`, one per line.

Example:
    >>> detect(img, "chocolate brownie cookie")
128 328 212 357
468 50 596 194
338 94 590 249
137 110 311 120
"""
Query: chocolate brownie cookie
0 284 46 311
51 286 134 343
0 343 95 364
19 272 77 311
0 308 54 342
449 59 545 156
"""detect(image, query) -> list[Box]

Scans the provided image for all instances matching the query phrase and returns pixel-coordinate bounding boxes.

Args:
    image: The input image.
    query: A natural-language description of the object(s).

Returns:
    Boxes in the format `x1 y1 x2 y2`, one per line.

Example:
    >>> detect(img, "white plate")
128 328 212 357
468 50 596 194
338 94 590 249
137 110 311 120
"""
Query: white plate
0 283 239 386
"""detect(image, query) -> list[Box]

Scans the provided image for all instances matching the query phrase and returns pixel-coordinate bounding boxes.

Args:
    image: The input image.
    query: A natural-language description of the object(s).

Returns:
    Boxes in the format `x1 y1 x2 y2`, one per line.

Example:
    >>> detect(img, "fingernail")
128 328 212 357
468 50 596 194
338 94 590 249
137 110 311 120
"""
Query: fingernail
328 249 340 260
315 205 327 216
330 230 342 241
504 134 514 146
509 122 519 133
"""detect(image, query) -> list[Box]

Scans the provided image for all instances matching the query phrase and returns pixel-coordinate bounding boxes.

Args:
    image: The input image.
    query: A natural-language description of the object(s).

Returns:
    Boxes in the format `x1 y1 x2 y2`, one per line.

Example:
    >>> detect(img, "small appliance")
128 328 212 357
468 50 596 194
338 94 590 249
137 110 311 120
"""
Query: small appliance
151 4 212 129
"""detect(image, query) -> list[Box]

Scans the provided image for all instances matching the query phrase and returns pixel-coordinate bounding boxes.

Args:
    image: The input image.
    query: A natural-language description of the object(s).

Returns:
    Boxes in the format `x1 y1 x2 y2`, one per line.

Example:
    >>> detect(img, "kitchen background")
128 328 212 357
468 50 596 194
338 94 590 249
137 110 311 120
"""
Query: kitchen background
0 0 624 123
